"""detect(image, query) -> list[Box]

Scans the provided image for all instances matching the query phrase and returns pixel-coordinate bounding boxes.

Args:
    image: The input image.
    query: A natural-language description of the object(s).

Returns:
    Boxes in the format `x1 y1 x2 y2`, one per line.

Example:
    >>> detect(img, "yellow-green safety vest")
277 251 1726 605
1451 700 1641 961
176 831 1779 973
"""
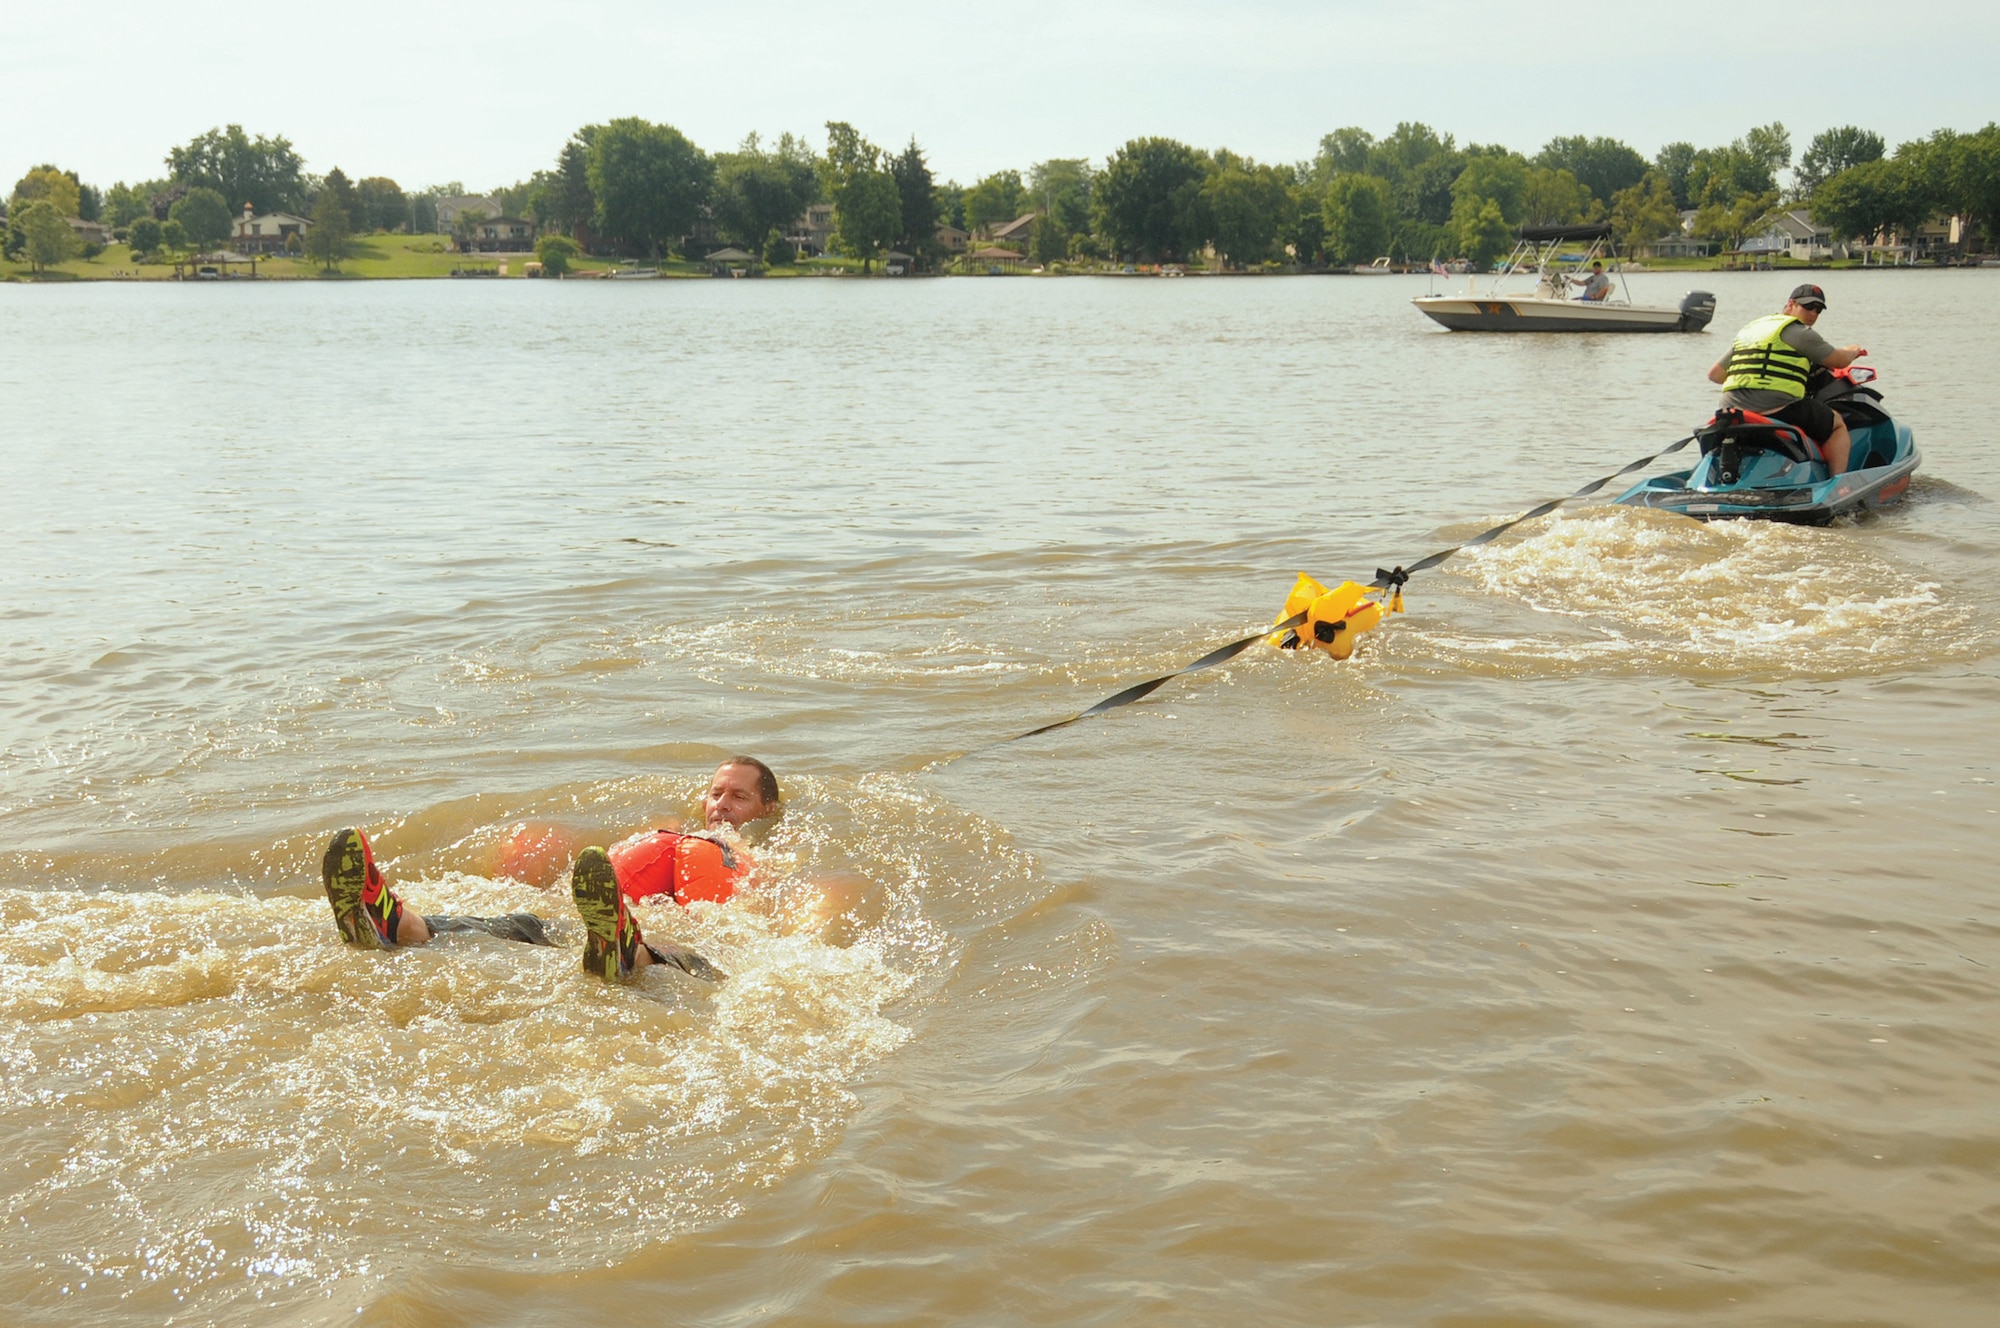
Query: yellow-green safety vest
1721 313 1812 398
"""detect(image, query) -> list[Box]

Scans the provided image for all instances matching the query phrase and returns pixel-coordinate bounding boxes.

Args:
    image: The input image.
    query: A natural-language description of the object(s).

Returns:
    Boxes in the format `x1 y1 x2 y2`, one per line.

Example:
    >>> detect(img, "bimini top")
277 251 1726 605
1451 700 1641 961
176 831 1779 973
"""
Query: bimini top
1516 222 1615 243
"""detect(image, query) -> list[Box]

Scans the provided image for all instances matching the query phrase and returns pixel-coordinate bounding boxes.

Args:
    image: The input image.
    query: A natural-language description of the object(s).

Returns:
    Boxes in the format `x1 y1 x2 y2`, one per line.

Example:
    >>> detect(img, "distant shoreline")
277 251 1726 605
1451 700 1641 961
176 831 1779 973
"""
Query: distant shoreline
5 233 1988 283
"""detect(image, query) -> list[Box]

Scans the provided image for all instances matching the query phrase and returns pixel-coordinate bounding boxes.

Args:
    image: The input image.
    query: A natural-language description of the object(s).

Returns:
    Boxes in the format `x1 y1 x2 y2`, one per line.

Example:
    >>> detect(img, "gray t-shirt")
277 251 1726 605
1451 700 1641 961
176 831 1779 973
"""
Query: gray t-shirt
1720 319 1836 411
1577 271 1611 300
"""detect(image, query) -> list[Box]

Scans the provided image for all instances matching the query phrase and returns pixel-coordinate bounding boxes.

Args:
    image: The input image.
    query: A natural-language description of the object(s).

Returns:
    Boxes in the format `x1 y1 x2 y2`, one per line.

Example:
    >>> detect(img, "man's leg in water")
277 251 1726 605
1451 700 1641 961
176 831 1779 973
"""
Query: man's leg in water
570 847 721 982
422 913 553 945
322 828 551 948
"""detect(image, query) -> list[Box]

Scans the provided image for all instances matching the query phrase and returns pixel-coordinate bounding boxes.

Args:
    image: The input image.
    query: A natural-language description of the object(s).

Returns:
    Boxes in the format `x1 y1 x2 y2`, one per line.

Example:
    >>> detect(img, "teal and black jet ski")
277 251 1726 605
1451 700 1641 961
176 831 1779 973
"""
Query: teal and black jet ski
1615 366 1918 525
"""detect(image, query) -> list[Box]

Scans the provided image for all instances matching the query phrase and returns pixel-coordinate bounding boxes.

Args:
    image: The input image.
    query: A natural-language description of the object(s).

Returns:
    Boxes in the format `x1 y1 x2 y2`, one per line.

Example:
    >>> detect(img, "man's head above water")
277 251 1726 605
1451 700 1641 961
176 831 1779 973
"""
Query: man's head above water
705 756 780 829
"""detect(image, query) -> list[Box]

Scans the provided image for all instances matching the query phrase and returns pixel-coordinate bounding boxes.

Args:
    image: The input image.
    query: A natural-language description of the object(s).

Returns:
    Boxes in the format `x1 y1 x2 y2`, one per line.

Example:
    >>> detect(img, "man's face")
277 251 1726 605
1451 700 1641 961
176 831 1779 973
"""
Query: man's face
704 763 774 828
1785 298 1823 326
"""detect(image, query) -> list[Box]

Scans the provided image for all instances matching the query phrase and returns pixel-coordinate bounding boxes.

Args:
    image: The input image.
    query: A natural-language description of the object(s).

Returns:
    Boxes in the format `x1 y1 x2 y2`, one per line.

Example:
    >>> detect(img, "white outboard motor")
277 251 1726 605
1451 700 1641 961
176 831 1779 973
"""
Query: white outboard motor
1678 290 1717 332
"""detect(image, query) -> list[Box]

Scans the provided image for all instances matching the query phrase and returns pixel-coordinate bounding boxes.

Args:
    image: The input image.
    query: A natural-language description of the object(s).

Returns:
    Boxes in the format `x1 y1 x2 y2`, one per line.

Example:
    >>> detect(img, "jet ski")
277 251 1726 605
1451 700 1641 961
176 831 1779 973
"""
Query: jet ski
1614 365 1918 524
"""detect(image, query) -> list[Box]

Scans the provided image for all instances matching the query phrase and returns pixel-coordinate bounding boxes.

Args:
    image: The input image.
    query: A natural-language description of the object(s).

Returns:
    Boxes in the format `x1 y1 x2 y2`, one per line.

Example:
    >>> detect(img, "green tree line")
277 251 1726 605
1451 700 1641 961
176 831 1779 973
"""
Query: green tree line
1808 125 2000 255
12 118 2000 272
511 118 942 270
3 125 440 269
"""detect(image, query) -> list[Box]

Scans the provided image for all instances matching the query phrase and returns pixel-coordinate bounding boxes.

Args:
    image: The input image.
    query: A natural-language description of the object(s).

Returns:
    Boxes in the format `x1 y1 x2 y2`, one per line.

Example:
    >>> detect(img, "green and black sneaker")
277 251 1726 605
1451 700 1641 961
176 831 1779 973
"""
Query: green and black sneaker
572 847 641 981
321 827 404 949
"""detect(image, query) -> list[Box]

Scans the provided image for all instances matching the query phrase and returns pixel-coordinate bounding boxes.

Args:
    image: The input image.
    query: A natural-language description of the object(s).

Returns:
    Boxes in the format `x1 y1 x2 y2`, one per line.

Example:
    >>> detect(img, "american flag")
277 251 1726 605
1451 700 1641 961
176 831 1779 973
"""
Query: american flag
1430 258 1449 276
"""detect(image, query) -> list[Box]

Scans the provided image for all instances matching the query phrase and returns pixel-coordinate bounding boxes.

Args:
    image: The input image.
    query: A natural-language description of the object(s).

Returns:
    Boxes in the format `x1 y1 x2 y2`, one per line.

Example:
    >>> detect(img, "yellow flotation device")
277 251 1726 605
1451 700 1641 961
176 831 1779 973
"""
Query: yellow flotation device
1269 574 1402 661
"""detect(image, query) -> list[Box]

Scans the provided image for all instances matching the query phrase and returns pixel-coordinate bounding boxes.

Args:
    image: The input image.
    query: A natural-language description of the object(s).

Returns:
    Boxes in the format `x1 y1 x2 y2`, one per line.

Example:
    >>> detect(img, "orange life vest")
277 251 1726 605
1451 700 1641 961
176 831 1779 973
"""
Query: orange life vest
607 829 751 905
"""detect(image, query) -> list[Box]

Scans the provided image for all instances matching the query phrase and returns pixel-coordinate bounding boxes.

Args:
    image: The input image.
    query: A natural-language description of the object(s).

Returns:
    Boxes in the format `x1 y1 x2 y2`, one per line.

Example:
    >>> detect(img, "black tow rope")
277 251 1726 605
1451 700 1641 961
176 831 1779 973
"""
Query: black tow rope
1011 616 1304 742
1376 432 1699 580
981 433 1699 750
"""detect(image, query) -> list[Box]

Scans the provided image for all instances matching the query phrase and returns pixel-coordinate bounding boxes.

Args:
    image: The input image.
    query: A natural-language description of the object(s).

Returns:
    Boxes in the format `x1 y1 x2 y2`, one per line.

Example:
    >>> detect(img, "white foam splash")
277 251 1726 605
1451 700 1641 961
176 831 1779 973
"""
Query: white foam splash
1445 510 1970 674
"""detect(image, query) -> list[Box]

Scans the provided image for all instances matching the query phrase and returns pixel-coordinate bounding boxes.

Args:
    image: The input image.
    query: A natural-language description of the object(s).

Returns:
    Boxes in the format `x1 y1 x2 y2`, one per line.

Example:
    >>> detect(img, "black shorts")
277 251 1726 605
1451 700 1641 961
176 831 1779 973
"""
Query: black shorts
1767 396 1838 445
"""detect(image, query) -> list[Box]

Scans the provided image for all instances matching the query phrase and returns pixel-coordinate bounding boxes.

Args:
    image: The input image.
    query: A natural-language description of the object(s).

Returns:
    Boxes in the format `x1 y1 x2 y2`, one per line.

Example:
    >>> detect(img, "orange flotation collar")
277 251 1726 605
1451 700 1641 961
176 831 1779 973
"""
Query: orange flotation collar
607 829 751 905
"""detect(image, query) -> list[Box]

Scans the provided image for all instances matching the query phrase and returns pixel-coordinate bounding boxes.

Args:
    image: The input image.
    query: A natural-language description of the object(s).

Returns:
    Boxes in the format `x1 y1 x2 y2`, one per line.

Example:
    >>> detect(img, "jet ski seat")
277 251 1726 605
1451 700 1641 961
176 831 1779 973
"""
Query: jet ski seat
1698 410 1820 485
1698 411 1814 461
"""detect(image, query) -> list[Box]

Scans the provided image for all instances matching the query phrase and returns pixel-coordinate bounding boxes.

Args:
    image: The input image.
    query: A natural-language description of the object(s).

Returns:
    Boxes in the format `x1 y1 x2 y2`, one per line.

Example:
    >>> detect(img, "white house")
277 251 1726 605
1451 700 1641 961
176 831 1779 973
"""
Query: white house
233 203 313 253
1770 209 1845 261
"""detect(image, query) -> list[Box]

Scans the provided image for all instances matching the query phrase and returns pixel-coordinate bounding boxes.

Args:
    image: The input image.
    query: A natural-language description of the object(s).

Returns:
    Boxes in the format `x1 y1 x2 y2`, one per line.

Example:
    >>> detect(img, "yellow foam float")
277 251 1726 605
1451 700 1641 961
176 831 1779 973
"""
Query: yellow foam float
1269 574 1401 661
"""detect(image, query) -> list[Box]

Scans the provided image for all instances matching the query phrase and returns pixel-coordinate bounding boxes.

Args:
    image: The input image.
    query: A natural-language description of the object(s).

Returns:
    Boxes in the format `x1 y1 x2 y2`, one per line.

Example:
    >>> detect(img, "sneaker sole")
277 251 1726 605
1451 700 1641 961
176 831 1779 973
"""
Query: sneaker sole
572 847 630 981
322 828 385 950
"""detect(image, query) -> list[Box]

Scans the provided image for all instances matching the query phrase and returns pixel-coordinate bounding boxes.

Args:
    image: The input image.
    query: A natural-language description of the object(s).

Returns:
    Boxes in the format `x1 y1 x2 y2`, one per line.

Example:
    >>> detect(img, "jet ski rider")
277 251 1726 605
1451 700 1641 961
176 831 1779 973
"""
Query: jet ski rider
1707 283 1867 475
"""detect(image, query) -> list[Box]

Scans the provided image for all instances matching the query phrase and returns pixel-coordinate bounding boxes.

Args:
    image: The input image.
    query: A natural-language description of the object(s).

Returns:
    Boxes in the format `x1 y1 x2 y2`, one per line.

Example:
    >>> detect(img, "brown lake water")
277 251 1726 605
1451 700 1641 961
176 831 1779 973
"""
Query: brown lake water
1 270 1996 1326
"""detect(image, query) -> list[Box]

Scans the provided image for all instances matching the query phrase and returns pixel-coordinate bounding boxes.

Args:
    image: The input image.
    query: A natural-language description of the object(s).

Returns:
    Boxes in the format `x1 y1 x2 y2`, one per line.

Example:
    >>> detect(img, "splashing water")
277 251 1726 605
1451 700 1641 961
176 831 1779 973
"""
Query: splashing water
1440 508 1976 676
0 774 1052 1322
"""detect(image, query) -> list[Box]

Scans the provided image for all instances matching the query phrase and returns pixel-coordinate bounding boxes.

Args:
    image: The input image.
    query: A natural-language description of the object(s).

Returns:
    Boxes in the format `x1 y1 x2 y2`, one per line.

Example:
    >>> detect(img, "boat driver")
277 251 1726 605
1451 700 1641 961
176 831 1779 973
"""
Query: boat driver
1574 260 1612 302
1707 283 1866 475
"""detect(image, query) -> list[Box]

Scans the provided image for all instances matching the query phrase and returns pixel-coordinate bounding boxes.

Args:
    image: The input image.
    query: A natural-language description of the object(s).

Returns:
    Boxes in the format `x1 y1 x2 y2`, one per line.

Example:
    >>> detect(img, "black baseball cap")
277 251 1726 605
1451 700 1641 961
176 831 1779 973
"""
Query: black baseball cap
1789 283 1827 310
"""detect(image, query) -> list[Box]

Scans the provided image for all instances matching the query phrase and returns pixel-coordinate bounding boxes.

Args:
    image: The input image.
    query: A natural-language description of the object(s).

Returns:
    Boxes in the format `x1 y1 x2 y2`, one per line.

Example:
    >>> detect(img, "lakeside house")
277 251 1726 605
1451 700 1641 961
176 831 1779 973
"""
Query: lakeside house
1907 213 1971 259
1761 209 1846 262
1855 213 1976 264
233 204 312 253
465 216 534 252
780 211 975 264
436 195 501 233
65 217 113 246
987 212 1038 249
1733 229 1791 264
1720 208 1852 264
788 202 835 258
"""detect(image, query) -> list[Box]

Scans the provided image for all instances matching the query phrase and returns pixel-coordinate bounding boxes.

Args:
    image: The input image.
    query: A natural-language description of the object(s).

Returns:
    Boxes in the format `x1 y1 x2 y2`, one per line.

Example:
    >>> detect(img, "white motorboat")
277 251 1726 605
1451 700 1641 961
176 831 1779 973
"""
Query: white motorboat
1413 224 1715 333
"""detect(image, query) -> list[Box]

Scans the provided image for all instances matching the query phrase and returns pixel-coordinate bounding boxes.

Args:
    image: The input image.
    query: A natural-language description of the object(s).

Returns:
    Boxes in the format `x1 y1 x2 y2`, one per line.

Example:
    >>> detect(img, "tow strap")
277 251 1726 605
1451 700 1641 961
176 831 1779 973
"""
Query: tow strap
1000 432 1698 745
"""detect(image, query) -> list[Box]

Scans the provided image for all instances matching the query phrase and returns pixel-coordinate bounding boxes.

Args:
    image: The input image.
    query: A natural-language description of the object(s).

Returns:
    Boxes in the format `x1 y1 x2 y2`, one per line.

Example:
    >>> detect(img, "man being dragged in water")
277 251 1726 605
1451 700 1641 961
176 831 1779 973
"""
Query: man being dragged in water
320 757 782 984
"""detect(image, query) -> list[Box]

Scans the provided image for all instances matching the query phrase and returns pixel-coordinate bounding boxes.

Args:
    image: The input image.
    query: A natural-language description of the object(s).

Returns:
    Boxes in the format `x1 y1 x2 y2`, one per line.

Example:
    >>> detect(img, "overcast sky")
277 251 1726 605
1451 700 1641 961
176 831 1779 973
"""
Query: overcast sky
6 0 1995 194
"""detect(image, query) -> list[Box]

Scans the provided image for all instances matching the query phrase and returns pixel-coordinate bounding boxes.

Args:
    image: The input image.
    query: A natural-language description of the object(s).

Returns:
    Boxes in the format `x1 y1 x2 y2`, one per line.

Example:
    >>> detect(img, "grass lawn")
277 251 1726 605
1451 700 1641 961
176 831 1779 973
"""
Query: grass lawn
2 234 894 281
1 243 154 281
2 234 580 281
264 233 550 279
